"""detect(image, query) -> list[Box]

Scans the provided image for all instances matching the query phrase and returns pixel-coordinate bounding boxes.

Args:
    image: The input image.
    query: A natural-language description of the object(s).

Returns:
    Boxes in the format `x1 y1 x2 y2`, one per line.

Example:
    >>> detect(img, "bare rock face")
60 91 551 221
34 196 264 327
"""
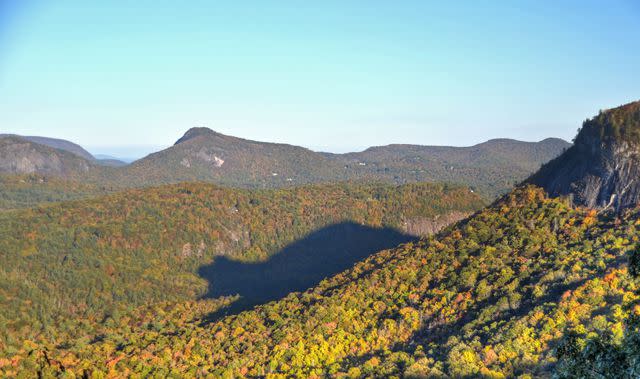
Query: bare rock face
0 137 91 176
529 100 640 212
402 211 472 237
195 148 224 167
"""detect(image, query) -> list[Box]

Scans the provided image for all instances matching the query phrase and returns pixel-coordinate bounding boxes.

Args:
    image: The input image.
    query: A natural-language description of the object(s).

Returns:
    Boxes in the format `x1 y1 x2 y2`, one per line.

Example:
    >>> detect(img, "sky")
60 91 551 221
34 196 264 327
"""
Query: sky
1 1 639 157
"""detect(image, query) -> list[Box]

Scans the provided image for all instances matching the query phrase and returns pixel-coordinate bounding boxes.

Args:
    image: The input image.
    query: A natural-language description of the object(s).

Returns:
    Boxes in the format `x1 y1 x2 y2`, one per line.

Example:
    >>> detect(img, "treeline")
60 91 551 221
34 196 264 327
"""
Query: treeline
575 100 640 144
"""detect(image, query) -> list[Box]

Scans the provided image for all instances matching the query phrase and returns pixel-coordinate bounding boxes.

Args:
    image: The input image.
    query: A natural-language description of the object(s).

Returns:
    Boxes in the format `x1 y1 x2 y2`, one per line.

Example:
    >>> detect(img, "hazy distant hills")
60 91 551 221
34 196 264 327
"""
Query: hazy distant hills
0 134 95 161
0 134 127 168
93 154 133 165
0 128 570 198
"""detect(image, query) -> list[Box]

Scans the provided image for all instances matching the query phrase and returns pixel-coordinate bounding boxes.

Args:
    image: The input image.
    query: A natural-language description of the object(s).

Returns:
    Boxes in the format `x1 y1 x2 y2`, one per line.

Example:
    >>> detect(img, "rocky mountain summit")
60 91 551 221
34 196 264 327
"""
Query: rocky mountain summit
529 100 640 212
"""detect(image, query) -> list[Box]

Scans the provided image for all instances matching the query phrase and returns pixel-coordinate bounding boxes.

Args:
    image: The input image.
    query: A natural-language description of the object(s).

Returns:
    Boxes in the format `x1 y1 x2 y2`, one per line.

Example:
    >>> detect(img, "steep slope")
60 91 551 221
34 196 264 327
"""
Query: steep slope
529 100 640 212
0 182 483 359
0 134 95 161
0 136 93 177
119 127 343 187
554 247 640 378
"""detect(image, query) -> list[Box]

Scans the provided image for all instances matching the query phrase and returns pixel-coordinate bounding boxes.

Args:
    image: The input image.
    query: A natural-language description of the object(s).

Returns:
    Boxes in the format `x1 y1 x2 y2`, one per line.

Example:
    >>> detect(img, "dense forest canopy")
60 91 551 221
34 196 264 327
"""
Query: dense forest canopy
0 174 111 210
0 131 569 200
2 186 638 377
576 100 640 145
0 181 483 370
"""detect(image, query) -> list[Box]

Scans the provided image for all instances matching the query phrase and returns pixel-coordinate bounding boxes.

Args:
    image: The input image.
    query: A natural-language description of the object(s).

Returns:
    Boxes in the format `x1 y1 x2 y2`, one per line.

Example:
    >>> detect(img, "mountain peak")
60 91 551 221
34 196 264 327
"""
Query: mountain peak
174 127 221 145
574 100 640 146
529 100 640 212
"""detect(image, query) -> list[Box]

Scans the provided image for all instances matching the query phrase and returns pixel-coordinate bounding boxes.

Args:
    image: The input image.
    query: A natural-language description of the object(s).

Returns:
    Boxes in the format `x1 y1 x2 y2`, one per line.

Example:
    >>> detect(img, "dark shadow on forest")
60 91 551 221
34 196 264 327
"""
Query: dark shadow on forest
198 222 416 322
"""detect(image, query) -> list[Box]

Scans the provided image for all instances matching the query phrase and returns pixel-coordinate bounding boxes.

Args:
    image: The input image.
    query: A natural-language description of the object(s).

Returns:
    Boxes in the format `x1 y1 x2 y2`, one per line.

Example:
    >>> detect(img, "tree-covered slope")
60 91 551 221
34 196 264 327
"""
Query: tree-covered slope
340 137 570 198
554 246 640 379
115 127 343 189
1 128 569 201
0 175 111 211
5 186 638 378
115 129 568 198
0 181 482 362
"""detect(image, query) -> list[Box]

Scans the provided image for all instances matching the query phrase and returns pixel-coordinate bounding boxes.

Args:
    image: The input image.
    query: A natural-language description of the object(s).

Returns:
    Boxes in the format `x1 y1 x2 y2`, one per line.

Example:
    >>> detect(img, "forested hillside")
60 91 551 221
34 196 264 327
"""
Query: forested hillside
107 130 569 199
338 137 570 198
0 175 111 210
0 129 569 200
3 0 636 376
5 185 637 377
0 181 482 367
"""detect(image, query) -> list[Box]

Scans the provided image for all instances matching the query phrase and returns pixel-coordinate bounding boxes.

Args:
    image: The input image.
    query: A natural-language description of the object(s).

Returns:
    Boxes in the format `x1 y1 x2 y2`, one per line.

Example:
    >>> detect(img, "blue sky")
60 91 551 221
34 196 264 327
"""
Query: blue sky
1 1 639 156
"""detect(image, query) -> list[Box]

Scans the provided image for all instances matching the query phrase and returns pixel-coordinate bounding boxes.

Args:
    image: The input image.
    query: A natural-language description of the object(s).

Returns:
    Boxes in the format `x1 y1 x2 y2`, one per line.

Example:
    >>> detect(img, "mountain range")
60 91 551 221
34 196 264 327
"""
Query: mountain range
2 101 639 377
0 129 570 199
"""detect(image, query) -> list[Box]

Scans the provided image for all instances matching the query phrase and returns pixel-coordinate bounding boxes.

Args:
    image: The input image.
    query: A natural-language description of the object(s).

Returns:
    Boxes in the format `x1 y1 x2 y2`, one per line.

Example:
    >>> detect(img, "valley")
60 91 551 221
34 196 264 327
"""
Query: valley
0 182 483 364
1 101 639 377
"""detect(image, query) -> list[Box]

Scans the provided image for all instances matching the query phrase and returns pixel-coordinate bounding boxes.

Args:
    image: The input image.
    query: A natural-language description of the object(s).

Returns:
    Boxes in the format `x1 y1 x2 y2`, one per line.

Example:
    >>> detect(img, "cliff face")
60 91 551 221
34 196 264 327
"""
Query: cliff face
0 135 96 161
529 100 640 212
0 136 91 176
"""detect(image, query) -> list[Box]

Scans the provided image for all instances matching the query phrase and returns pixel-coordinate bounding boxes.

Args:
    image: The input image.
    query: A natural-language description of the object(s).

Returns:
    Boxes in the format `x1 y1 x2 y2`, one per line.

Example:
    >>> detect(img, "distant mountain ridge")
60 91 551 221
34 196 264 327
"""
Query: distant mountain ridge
118 128 569 197
338 137 570 195
0 134 127 167
0 134 95 161
0 135 92 176
0 129 570 198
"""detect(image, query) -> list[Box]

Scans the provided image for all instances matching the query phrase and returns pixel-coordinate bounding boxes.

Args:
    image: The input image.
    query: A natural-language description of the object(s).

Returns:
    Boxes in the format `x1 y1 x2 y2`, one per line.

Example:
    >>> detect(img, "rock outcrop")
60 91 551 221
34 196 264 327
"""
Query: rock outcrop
0 136 91 176
529 100 640 212
0 134 95 161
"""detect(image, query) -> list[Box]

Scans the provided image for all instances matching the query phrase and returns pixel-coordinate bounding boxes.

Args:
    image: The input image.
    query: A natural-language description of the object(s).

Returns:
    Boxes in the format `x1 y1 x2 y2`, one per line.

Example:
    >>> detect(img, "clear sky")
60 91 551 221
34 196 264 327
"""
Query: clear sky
1 1 639 156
